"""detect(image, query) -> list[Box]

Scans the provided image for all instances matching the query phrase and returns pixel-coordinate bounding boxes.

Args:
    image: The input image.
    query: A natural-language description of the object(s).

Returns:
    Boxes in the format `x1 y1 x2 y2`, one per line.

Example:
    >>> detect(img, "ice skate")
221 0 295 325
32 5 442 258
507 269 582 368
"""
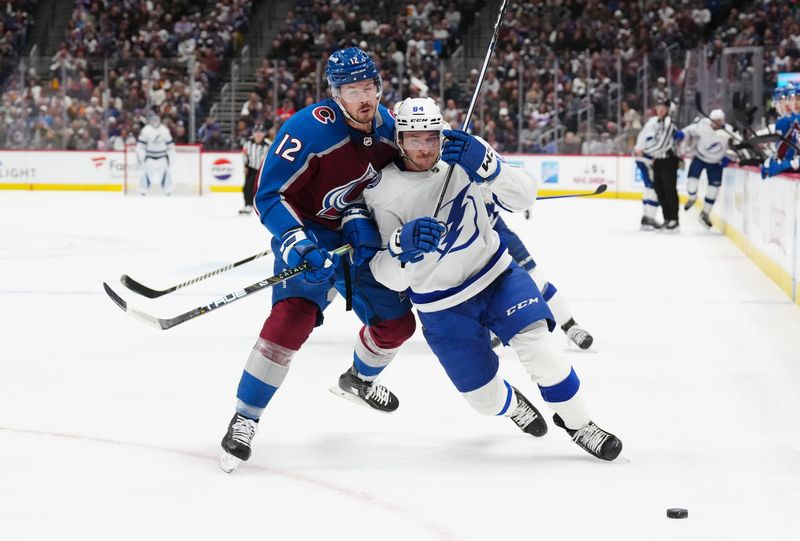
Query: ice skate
239 205 253 215
562 319 593 350
640 216 663 231
553 414 622 461
330 364 399 413
664 219 680 233
219 413 258 473
684 196 697 211
508 387 547 436
698 211 712 229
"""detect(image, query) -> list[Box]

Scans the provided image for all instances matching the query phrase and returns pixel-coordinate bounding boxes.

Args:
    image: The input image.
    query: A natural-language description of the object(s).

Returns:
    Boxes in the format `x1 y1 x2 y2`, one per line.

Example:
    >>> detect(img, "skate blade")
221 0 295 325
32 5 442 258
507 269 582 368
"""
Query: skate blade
328 386 394 414
219 452 242 473
564 337 598 354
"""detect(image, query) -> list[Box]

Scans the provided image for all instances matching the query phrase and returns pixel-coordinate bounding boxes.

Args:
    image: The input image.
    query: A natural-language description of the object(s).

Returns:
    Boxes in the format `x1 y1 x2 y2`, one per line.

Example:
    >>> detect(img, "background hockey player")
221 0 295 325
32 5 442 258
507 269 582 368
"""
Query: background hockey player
485 202 594 350
219 48 416 473
762 83 800 178
677 109 736 228
364 98 622 461
635 98 680 231
239 122 271 215
136 113 175 196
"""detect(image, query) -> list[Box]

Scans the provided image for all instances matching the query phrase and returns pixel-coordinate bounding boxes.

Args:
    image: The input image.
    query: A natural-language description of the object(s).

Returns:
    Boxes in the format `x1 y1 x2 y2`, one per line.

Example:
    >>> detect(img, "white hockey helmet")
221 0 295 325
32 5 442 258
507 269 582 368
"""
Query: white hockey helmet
709 109 725 123
394 97 444 135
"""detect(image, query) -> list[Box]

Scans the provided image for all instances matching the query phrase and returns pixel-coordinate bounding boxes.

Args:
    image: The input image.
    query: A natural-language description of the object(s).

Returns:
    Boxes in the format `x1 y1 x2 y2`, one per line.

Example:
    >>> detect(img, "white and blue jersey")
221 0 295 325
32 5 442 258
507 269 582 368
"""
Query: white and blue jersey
366 157 537 312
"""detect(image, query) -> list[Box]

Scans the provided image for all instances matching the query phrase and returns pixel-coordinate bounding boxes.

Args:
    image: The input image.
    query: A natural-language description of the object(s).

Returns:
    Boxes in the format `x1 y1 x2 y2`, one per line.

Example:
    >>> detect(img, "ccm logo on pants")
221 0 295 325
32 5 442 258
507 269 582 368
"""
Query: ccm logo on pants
506 298 539 316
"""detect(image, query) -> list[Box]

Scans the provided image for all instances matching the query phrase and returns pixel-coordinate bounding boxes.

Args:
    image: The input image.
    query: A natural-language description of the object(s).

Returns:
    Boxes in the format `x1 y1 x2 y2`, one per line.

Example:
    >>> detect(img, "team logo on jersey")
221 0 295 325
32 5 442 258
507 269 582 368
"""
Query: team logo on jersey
363 136 373 147
317 164 379 220
436 184 479 260
312 106 336 124
211 158 234 181
706 142 721 153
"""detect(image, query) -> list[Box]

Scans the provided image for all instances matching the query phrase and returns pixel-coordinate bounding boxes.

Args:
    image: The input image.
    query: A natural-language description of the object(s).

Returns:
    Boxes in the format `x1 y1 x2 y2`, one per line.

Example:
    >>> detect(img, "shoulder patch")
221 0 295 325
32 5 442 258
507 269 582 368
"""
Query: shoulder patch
312 106 336 124
366 170 382 189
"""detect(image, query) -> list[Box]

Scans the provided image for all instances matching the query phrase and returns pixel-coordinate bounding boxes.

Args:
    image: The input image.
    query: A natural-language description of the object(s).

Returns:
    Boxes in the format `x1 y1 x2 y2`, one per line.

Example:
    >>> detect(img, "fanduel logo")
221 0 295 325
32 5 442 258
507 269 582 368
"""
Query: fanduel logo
506 297 539 316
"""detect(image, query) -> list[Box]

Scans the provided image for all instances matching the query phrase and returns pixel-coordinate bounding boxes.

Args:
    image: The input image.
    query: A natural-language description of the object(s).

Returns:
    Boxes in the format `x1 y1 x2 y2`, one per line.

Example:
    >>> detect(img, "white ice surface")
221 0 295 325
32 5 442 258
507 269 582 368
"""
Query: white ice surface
2 192 799 540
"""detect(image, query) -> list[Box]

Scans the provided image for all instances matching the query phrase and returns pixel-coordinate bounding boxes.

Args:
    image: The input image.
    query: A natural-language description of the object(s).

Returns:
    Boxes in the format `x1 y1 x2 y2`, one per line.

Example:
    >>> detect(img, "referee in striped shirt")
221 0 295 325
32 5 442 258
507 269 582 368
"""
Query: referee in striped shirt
636 98 681 231
240 122 271 215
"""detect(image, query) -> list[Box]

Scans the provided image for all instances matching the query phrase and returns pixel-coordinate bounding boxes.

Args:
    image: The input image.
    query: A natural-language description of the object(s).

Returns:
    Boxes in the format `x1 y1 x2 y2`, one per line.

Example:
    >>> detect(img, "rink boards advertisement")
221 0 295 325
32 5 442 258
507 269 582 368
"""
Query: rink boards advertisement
715 166 800 301
0 149 245 192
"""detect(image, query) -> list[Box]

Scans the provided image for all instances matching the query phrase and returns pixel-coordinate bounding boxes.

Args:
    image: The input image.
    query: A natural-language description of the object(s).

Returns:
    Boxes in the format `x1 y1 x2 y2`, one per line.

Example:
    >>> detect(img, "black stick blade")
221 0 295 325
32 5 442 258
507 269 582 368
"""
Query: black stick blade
120 274 169 299
594 184 608 195
694 91 702 113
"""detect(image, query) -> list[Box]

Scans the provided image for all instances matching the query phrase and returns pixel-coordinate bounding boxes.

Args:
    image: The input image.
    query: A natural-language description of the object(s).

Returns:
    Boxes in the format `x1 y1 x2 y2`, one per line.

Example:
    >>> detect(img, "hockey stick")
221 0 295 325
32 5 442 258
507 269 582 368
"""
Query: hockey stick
693 92 746 143
433 0 510 218
536 184 607 200
730 91 800 155
104 245 351 330
120 249 273 299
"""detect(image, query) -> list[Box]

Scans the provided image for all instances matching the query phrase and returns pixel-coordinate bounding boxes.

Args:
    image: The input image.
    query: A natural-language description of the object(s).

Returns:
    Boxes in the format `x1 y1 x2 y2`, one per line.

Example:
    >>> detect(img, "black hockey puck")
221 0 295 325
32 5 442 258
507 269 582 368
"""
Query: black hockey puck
666 508 688 519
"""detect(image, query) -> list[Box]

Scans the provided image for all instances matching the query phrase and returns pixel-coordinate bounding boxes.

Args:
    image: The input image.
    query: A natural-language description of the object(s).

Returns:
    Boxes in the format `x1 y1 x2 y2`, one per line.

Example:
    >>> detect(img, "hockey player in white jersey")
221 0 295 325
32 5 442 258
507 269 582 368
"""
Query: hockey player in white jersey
364 98 622 460
136 113 176 195
677 109 736 228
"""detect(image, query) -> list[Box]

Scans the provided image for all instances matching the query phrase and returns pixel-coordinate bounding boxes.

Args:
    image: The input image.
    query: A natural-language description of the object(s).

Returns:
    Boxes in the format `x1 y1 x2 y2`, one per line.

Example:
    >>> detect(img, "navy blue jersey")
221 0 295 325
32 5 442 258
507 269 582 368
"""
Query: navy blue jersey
254 98 398 238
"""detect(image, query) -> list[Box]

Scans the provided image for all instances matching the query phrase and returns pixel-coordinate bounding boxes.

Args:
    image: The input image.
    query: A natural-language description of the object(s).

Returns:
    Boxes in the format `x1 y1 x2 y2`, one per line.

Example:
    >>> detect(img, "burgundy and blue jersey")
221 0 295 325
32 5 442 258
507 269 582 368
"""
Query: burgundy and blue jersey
254 98 398 238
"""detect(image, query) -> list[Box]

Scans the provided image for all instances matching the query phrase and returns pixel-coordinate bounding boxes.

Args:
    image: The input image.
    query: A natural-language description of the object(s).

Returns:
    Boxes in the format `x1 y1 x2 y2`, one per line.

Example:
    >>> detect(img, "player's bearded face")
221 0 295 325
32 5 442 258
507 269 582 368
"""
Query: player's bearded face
338 80 379 124
401 131 441 170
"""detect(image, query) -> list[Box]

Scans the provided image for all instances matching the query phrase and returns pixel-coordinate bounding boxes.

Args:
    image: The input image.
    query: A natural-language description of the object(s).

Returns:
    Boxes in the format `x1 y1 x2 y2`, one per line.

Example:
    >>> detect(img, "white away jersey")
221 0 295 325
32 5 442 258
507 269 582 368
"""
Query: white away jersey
681 118 735 164
137 124 175 160
365 159 535 312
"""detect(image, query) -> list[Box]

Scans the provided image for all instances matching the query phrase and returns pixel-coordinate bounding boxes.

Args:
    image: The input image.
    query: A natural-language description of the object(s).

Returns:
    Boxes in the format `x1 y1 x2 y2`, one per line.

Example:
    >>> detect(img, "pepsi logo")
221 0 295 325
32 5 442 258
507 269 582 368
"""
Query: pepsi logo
211 158 234 181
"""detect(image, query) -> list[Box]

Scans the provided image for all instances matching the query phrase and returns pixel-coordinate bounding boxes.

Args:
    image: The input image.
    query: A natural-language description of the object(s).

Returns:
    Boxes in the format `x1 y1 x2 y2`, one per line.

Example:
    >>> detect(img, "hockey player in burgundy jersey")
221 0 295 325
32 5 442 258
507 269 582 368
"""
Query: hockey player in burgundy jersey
220 48 415 473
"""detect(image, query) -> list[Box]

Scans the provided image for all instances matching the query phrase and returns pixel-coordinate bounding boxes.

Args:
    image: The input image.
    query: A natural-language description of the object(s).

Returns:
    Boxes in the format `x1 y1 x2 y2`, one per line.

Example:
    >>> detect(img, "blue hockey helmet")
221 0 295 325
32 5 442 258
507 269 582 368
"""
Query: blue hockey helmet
326 47 381 89
773 86 785 102
785 82 798 98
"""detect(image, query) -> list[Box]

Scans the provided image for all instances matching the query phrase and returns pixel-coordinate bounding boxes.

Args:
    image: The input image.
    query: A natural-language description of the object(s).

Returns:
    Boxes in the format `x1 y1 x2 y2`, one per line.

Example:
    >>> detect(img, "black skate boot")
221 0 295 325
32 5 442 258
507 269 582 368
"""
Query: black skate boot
331 364 399 413
220 413 258 473
509 387 548 437
664 219 680 233
553 413 622 461
561 318 594 350
684 196 697 211
698 211 712 229
640 216 663 231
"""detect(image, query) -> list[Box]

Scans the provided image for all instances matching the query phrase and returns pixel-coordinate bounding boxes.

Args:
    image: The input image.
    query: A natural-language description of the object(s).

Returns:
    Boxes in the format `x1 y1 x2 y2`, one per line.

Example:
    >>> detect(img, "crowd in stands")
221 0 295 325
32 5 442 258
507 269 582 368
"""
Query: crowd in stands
0 1 35 88
2 1 800 153
1 0 252 150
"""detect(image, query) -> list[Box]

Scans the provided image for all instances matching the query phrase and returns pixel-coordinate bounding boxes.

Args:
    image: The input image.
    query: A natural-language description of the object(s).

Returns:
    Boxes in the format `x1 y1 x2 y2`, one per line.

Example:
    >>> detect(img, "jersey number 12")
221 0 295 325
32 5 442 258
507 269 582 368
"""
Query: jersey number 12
274 133 303 162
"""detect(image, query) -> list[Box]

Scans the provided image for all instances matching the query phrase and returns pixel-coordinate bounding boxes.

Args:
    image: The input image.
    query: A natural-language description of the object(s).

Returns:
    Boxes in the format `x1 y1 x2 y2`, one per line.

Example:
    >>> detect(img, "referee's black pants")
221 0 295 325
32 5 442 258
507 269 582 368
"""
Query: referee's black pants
653 155 679 222
244 167 258 207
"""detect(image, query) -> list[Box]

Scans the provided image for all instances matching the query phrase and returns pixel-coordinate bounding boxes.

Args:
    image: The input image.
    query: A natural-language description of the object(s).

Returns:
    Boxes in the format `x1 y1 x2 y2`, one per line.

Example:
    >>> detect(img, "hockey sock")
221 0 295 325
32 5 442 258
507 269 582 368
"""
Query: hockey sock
353 312 416 381
530 267 573 328
463 374 517 416
643 188 659 219
703 185 719 215
538 368 591 430
235 298 317 419
686 176 699 199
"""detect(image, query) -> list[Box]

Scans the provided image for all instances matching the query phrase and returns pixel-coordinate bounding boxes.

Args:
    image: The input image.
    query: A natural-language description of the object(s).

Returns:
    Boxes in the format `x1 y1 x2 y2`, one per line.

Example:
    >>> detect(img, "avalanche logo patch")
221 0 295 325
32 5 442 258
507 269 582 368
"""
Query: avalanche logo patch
313 106 336 124
436 184 479 260
317 164 379 220
211 158 234 181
